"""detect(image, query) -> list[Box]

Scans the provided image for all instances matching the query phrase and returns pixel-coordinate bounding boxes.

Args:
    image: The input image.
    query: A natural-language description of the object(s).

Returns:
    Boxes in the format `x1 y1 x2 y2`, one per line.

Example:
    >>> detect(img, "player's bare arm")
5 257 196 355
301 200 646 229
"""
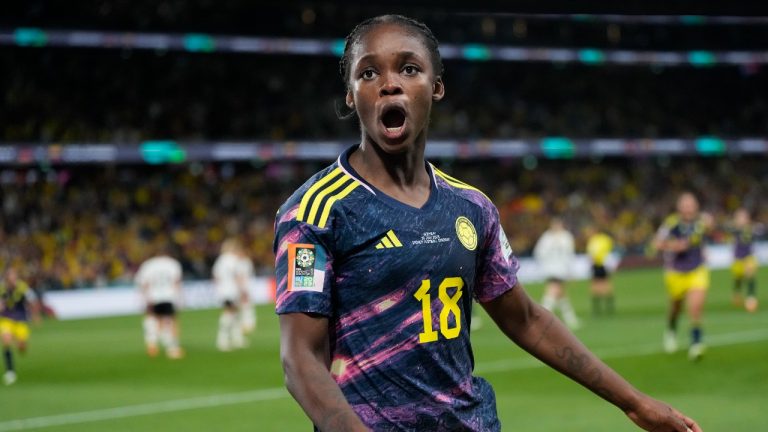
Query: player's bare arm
279 313 370 432
481 285 702 432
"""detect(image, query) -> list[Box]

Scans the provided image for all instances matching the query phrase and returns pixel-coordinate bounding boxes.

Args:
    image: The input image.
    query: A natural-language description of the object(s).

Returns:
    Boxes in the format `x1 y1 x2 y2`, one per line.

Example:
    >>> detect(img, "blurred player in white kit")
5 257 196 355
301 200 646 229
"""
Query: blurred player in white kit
534 217 580 329
213 238 256 351
135 248 184 359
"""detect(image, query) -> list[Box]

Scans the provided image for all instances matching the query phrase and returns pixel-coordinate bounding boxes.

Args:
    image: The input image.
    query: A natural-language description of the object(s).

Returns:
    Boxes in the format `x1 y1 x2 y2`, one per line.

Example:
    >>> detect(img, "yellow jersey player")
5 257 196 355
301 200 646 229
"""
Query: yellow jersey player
654 192 713 361
730 208 760 312
586 227 615 316
1 268 38 385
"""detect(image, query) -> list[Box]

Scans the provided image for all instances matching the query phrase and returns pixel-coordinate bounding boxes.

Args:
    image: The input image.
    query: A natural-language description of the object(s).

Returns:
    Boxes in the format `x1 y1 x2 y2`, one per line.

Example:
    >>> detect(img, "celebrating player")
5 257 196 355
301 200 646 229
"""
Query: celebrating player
534 217 580 329
273 15 700 432
654 192 713 361
1 268 39 385
586 226 616 316
135 248 184 359
213 238 256 351
729 208 759 312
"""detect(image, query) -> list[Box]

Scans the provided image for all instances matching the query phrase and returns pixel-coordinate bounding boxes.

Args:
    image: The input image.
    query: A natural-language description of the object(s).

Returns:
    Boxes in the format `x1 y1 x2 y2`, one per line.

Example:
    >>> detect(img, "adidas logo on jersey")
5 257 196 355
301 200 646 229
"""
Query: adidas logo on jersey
375 230 403 249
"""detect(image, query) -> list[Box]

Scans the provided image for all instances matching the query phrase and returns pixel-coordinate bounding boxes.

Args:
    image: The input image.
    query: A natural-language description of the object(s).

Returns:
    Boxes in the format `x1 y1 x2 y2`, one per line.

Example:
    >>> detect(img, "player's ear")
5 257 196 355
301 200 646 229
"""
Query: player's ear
345 90 354 109
432 77 445 102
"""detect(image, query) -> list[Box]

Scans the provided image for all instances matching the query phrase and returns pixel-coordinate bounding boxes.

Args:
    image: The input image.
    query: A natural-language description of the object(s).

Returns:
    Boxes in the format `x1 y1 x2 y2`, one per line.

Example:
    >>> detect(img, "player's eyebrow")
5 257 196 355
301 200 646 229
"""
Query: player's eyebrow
355 51 425 67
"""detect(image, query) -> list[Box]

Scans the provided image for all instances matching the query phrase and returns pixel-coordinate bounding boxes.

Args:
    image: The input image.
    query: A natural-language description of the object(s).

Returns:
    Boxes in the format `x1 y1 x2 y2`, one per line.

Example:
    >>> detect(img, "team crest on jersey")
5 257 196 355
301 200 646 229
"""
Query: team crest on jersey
455 216 477 250
287 243 325 292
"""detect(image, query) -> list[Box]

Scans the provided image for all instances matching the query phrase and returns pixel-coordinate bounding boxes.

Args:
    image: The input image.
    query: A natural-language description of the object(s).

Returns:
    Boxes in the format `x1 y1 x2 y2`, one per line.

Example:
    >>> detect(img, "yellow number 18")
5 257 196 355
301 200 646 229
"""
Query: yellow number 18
413 277 464 343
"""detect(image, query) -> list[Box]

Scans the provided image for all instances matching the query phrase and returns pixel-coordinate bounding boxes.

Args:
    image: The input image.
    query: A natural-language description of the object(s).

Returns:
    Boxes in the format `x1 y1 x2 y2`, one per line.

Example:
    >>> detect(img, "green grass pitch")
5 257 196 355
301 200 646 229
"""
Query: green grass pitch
1 267 767 431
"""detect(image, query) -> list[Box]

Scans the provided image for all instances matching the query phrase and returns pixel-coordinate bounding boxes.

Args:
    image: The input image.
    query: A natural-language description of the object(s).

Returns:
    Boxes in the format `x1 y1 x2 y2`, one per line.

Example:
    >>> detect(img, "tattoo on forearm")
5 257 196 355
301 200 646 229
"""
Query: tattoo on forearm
531 315 555 350
555 346 615 402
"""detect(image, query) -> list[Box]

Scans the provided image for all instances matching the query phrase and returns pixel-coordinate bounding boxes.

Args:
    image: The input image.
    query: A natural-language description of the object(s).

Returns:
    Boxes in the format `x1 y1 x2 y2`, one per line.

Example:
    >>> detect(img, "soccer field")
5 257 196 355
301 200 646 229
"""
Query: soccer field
1 267 766 431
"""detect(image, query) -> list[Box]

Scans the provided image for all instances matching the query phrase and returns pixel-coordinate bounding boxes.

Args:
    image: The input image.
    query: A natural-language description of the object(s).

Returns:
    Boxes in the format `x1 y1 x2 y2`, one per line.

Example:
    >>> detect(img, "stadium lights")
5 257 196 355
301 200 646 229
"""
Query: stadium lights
0 138 765 165
2 28 768 66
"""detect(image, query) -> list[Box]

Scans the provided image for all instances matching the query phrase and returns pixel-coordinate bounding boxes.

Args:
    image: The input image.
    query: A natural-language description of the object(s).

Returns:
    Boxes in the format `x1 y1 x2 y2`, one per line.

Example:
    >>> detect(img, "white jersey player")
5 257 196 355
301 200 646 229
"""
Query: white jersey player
213 238 255 351
534 218 580 329
135 253 184 359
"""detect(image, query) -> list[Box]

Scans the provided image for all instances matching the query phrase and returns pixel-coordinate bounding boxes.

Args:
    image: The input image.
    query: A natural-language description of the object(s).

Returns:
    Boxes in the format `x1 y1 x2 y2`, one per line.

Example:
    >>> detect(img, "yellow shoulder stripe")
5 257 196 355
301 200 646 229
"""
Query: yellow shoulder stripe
317 181 359 229
296 167 360 228
296 168 343 221
433 167 489 200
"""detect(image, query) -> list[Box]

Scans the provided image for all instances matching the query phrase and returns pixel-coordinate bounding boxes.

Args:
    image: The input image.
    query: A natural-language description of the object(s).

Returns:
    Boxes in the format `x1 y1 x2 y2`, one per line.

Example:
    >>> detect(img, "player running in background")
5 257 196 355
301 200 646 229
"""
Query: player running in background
1 268 39 385
213 238 256 351
535 217 580 329
729 208 760 312
586 226 616 316
274 15 700 432
135 249 184 359
654 192 713 361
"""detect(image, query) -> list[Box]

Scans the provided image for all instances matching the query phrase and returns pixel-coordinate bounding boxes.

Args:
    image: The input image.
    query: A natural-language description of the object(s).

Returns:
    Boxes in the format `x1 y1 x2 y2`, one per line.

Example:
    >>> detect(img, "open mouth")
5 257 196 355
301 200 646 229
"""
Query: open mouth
380 106 406 139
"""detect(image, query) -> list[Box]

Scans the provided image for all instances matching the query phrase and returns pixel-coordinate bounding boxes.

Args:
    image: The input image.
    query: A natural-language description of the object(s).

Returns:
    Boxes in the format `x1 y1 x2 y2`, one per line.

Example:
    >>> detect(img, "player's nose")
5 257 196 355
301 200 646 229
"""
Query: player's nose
379 75 403 97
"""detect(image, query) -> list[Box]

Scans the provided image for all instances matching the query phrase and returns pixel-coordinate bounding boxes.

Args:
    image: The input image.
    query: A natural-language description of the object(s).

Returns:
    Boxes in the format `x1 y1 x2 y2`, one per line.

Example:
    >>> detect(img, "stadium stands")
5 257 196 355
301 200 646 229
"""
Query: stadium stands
1 157 765 290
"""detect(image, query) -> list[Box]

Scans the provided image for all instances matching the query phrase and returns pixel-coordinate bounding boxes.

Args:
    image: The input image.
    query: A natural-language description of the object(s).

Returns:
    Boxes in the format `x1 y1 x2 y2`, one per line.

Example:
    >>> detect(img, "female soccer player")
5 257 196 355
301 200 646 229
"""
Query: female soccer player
535 217 580 328
729 208 759 312
274 15 701 432
654 192 713 361
1 268 39 385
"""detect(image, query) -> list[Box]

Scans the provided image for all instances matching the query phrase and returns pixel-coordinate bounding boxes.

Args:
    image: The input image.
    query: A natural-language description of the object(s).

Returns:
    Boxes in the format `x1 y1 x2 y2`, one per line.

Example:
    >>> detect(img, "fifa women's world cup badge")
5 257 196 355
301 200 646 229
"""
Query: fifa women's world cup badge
287 243 326 292
296 248 315 268
455 216 478 251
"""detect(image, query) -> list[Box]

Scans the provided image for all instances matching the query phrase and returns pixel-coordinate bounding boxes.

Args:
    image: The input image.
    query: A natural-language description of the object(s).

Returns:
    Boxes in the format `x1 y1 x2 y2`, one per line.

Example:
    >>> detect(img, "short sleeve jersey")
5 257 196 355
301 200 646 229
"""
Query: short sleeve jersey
731 227 753 259
213 253 254 300
135 256 182 303
0 279 34 322
587 233 613 266
273 147 519 431
657 214 707 272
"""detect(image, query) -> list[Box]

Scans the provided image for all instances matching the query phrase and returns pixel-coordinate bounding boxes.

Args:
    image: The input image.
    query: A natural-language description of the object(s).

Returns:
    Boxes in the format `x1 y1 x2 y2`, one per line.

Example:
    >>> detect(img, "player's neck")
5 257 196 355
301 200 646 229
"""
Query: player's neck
350 140 431 208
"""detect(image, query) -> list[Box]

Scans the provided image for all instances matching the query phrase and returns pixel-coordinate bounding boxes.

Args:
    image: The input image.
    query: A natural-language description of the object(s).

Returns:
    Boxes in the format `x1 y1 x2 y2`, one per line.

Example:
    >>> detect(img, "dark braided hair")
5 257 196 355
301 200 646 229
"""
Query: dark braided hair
339 14 444 90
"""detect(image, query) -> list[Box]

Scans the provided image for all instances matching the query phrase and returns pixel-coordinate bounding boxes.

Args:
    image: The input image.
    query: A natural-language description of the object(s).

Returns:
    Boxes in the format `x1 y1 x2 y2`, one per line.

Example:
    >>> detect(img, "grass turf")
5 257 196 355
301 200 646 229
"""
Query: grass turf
1 267 766 431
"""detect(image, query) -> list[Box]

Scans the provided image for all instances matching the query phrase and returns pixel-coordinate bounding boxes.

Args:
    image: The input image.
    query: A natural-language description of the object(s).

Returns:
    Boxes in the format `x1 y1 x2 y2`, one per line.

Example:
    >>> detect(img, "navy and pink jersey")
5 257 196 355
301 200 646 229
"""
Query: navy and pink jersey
657 214 708 272
274 146 519 431
732 227 754 259
0 280 33 322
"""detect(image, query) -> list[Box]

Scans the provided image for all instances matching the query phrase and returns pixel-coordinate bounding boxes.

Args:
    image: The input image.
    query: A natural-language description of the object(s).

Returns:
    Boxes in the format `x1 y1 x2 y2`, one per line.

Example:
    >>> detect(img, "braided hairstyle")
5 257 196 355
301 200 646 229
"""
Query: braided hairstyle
338 14 445 91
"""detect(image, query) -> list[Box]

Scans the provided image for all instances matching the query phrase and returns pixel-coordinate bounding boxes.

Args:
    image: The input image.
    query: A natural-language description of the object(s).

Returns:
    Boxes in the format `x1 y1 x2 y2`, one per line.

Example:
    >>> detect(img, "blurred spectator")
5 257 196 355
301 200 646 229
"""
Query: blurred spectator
0 157 765 290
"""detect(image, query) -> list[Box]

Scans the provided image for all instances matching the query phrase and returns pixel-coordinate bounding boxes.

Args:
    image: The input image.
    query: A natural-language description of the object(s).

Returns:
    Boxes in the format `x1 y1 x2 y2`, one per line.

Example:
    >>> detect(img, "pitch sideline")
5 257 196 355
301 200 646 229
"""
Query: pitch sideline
1 329 766 431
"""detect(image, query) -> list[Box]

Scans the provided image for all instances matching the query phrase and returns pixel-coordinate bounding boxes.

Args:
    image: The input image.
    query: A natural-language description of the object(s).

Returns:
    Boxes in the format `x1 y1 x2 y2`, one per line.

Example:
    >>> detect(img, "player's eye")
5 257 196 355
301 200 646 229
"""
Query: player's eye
402 65 419 76
360 69 377 80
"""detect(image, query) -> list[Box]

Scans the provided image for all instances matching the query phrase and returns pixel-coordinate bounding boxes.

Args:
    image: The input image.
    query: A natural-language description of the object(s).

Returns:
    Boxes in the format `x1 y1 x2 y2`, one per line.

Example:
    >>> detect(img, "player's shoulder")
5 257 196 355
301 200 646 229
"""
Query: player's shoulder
431 164 495 212
276 160 366 230
663 213 681 227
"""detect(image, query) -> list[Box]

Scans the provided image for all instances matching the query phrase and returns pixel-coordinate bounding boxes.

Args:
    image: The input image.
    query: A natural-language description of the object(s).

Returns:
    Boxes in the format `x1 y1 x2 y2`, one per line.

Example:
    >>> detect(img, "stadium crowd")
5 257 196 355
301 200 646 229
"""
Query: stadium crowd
2 4 766 291
3 48 767 143
1 157 766 290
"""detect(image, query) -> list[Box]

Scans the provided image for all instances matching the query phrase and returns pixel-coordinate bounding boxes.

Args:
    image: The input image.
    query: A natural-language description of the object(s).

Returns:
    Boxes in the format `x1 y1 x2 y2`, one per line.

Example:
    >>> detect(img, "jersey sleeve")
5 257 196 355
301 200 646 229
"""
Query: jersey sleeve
474 204 520 303
273 207 335 317
656 215 677 240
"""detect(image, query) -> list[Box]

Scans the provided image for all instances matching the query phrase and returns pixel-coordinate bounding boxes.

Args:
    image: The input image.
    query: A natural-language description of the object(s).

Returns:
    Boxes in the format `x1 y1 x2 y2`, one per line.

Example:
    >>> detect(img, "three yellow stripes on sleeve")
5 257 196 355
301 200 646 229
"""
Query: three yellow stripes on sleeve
296 167 360 229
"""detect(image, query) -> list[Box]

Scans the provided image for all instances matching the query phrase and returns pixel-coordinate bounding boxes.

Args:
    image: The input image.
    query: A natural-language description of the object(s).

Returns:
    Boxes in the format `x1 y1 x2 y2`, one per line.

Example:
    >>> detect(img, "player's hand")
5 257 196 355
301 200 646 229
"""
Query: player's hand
624 396 702 431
